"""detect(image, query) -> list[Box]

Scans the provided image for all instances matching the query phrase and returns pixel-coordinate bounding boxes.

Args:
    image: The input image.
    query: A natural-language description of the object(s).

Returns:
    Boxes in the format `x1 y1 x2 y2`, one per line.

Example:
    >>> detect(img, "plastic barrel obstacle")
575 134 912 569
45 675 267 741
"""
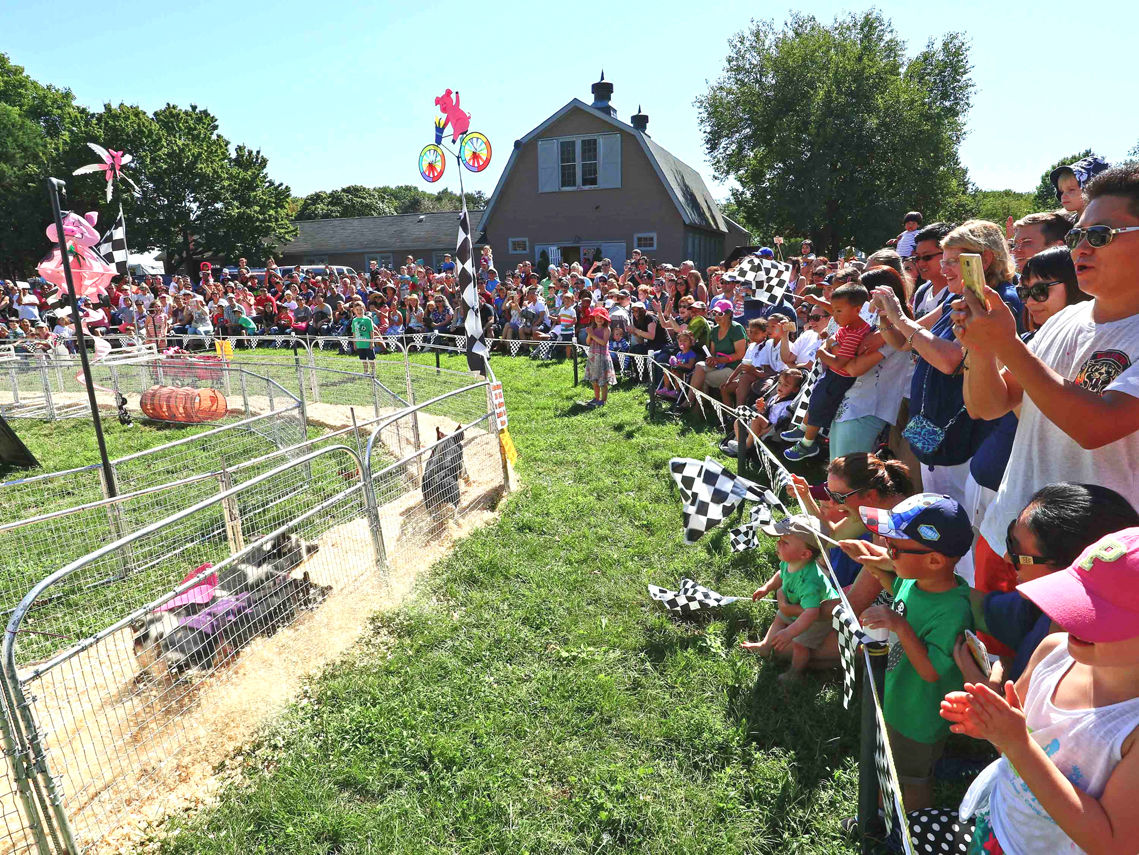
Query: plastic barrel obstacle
140 385 228 423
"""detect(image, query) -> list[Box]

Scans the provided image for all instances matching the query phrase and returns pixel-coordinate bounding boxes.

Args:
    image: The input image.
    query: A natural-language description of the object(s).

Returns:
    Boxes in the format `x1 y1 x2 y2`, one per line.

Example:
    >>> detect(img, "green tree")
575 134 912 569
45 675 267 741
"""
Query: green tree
68 102 295 274
697 11 973 257
967 189 1038 225
295 185 396 220
1032 149 1094 210
0 53 87 278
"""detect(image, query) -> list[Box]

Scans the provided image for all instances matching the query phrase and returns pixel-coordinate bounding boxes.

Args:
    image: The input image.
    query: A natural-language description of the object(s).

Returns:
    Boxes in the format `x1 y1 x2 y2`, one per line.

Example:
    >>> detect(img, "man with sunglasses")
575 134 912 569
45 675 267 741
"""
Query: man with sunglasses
910 222 954 316
954 162 1139 595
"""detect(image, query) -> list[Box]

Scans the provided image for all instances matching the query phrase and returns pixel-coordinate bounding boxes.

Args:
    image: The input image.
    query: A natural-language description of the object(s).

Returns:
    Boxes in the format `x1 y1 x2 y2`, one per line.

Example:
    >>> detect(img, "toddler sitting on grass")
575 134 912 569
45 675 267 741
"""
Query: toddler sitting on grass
741 514 838 683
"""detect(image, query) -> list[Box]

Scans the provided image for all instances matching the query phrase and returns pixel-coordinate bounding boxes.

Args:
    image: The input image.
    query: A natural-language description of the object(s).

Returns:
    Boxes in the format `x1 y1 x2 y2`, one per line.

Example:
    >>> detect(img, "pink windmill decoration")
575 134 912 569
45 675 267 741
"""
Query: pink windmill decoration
36 211 115 302
73 142 141 202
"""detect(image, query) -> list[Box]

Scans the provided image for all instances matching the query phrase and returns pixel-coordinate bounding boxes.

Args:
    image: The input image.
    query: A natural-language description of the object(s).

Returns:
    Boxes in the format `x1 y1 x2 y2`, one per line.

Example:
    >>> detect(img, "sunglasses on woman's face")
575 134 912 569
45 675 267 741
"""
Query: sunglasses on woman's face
1015 280 1062 303
1064 225 1139 250
808 314 826 322
823 483 864 504
1005 522 1052 568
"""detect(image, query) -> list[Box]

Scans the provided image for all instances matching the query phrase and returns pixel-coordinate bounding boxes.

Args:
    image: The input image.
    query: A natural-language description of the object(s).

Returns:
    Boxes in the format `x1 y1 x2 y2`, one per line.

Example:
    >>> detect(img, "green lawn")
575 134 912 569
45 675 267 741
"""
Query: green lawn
155 356 872 855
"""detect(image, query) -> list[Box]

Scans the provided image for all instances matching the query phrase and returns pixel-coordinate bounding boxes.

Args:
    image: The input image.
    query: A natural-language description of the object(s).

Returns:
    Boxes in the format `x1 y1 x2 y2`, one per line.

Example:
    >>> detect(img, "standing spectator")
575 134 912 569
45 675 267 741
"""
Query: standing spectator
1009 211 1071 274
955 162 1139 602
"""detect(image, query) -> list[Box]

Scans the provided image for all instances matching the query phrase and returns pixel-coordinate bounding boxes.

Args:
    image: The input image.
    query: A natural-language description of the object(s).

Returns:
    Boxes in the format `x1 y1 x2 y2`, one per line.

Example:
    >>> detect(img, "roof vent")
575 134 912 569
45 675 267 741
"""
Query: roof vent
631 105 648 133
590 71 616 118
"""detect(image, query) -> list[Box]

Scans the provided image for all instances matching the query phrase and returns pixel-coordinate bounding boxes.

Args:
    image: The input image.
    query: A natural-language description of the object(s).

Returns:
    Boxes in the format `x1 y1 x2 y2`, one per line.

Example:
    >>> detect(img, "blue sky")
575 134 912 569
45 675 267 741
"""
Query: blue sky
5 0 1137 202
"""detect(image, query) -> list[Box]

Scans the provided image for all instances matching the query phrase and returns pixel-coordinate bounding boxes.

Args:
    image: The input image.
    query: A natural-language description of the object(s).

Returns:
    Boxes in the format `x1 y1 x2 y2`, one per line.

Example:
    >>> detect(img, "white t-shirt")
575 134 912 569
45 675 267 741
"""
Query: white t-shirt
747 339 786 373
787 330 821 367
17 295 40 321
896 230 917 258
981 301 1139 550
914 281 950 318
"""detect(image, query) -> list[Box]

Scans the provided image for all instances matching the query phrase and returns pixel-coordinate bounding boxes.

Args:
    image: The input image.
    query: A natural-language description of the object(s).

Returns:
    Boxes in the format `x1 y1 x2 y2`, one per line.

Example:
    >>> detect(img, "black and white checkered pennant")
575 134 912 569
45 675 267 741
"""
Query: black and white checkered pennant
669 456 764 543
728 500 774 552
790 360 825 428
831 601 874 709
96 204 128 275
736 256 792 307
648 578 740 615
457 202 487 373
865 653 913 850
735 405 762 424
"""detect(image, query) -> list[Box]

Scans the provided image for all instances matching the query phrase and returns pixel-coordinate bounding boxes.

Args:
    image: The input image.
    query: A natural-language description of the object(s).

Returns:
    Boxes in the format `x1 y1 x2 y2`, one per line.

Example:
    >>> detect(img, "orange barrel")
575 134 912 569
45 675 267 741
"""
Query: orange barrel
171 388 197 422
195 387 228 421
140 386 163 419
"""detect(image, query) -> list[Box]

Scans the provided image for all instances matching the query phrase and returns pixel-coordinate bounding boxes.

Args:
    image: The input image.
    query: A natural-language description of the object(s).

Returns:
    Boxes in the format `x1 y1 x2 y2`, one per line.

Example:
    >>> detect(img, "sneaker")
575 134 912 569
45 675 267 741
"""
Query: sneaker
720 439 739 455
584 399 600 409
779 427 806 443
655 388 677 399
783 441 819 462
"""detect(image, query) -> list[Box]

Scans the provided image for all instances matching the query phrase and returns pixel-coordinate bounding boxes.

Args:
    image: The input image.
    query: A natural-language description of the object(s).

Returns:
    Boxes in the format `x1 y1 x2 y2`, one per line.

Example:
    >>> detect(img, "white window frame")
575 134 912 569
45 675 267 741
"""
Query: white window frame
304 255 328 265
543 134 619 192
508 237 529 255
633 232 657 251
364 252 394 271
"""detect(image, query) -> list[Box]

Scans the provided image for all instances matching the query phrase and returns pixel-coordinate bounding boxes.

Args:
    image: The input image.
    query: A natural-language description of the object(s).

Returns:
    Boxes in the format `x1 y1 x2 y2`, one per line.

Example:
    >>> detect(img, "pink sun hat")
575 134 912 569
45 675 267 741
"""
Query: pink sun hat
1018 527 1139 643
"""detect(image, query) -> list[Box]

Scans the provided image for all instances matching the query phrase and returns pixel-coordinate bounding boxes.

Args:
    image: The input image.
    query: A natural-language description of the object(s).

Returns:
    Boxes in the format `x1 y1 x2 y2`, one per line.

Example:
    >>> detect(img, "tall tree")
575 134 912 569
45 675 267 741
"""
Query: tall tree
1032 149 1094 210
697 12 973 257
0 54 87 278
295 185 396 220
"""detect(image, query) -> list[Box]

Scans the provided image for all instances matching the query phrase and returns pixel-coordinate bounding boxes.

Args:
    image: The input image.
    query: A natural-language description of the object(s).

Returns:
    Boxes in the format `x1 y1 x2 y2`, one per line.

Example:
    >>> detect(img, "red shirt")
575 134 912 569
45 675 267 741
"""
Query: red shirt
831 317 871 377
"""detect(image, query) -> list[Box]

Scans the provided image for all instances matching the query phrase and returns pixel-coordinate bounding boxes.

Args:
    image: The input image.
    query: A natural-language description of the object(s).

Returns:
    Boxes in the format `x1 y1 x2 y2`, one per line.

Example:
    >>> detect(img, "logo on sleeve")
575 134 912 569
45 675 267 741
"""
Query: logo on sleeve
1075 349 1132 395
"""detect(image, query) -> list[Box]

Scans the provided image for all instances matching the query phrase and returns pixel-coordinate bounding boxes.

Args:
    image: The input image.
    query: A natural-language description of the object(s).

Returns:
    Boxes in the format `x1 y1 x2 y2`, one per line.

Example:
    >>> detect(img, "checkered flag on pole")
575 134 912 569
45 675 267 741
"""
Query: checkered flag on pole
457 201 488 374
648 578 740 615
831 601 875 709
790 360 825 428
736 255 792 306
96 204 129 276
728 497 775 552
669 457 764 543
863 648 915 851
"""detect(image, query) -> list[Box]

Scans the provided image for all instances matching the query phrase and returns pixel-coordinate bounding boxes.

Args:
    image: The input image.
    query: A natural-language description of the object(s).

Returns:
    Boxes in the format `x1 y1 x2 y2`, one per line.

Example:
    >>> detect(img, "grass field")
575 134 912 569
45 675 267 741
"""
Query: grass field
146 354 877 855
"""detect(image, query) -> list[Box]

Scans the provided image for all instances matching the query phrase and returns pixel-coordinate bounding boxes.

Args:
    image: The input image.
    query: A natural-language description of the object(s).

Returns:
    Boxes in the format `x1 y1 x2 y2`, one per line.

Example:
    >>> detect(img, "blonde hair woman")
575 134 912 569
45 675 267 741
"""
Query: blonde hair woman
941 220 1017 291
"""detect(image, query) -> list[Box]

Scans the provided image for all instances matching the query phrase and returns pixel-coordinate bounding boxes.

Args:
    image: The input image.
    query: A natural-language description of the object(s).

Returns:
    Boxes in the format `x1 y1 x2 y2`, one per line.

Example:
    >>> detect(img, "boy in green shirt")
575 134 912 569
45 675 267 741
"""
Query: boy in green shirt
350 303 377 376
840 493 974 812
741 514 839 683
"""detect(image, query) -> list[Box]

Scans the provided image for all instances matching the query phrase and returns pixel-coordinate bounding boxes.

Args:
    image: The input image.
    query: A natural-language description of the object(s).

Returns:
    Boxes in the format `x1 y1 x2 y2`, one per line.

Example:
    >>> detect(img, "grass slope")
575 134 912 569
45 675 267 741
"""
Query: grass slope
158 356 864 855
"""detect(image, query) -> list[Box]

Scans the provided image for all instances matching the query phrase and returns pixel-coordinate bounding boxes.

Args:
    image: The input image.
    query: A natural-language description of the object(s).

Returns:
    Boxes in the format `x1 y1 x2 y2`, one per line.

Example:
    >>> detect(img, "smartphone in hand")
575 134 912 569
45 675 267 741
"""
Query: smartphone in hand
959 253 989 310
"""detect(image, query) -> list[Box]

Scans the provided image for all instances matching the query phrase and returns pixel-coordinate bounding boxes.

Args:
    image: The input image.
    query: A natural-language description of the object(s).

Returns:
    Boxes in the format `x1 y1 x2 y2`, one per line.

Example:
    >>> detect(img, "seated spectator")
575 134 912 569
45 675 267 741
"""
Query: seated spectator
741 515 838 684
719 318 770 409
655 331 697 402
930 527 1139 855
722 367 804 455
686 300 746 404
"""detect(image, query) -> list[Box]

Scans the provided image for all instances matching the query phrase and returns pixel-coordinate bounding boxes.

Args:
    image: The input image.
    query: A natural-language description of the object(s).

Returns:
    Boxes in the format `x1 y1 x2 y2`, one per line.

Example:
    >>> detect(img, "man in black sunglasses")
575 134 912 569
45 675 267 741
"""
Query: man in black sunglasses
953 161 1139 581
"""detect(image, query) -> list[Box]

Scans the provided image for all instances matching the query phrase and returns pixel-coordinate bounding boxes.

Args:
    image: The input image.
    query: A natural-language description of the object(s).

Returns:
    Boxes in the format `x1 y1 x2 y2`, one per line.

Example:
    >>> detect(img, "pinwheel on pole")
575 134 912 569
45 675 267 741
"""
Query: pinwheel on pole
73 142 141 203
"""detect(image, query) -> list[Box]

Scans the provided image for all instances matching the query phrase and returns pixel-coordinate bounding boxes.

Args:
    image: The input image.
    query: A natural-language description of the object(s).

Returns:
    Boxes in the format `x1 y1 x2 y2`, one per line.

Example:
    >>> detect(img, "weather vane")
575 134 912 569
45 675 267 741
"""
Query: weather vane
418 89 492 184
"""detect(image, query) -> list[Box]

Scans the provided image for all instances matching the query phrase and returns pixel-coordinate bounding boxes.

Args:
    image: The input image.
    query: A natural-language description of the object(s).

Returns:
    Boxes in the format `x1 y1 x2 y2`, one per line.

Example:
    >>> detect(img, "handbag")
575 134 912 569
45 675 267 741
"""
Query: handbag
902 410 964 456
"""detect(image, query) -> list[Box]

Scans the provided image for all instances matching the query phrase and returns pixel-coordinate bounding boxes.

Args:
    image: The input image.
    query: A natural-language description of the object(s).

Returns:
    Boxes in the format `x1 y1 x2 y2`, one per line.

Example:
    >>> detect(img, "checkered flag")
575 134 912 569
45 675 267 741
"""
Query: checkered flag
456 202 488 374
669 456 764 543
96 204 128 275
736 255 792 306
735 404 762 425
831 601 875 709
728 500 774 552
864 649 915 851
790 360 825 428
648 578 740 615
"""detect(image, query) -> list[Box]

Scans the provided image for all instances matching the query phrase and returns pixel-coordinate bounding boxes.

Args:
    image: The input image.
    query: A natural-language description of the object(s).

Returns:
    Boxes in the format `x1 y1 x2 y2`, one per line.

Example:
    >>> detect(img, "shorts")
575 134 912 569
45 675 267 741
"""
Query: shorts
886 724 945 787
806 371 856 430
778 608 834 649
355 347 375 360
702 365 735 390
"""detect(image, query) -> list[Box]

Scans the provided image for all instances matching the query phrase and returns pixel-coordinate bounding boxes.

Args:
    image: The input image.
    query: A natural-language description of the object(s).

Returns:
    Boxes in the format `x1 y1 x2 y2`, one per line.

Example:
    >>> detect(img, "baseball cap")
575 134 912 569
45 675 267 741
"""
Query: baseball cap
758 247 775 258
689 300 707 312
712 299 734 315
1018 528 1139 643
859 493 973 558
631 301 646 310
759 513 821 539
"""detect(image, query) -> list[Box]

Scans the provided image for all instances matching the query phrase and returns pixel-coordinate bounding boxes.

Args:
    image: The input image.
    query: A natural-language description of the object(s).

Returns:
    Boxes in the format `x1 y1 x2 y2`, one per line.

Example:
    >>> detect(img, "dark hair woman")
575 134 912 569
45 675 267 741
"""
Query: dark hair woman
1017 245 1089 332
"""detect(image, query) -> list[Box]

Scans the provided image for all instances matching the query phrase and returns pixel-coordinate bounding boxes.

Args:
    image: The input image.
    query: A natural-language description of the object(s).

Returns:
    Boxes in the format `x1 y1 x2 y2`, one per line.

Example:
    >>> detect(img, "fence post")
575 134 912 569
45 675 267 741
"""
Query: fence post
371 377 381 420
357 421 388 576
858 642 889 851
218 465 245 554
238 367 251 417
8 366 19 405
488 383 511 494
0 675 53 855
573 337 579 387
307 344 320 403
292 340 309 433
736 412 747 474
37 361 54 421
403 357 422 460
435 349 441 375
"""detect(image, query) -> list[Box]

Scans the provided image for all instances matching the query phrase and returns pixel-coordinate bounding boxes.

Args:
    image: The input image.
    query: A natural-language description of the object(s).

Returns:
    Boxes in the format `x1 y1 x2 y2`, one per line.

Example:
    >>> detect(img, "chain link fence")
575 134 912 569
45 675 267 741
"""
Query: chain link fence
0 361 504 853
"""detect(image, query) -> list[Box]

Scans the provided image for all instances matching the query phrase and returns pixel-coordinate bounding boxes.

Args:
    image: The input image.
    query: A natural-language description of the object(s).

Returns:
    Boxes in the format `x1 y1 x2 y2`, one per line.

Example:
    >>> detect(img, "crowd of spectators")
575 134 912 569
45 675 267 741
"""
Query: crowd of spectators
4 154 1139 853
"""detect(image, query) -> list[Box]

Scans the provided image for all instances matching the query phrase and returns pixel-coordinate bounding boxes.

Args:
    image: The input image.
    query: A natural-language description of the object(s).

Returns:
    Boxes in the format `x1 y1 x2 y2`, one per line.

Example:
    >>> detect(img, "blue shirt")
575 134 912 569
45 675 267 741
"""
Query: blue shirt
829 532 870 589
983 591 1050 681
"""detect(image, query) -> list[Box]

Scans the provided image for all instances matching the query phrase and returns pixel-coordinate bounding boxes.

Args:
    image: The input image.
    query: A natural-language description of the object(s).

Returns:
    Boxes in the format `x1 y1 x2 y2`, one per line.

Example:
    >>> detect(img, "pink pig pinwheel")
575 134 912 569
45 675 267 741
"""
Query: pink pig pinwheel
73 142 141 203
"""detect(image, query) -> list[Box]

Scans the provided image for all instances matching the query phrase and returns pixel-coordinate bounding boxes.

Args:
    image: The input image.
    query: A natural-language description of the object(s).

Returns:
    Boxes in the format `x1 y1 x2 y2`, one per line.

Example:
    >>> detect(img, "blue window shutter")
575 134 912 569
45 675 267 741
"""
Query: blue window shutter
538 139 559 193
599 134 621 189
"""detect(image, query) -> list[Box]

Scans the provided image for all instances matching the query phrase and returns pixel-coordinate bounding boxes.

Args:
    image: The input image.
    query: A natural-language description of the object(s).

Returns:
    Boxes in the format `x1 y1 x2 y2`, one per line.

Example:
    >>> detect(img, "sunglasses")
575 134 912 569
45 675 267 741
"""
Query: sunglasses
1064 225 1139 250
1006 523 1052 568
823 484 864 504
808 314 826 321
885 542 934 560
1016 280 1063 303
911 251 943 264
